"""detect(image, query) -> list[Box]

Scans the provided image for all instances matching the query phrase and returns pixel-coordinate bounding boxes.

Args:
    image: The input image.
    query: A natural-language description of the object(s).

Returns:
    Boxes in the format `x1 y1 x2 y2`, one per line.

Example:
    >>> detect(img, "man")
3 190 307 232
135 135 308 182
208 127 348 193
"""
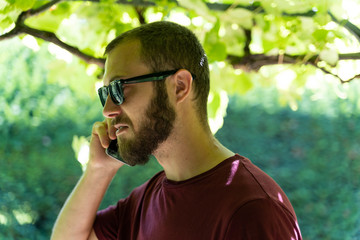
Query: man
51 21 302 240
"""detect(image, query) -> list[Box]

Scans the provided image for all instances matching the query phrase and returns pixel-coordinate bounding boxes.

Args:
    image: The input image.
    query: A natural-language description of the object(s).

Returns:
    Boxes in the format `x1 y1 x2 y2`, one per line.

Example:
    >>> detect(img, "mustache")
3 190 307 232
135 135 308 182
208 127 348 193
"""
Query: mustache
111 116 133 127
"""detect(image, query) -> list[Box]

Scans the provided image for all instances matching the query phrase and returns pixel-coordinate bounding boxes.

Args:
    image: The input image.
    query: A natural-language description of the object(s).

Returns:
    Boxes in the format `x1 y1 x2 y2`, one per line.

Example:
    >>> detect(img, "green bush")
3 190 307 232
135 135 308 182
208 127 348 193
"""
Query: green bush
215 93 360 240
0 39 163 239
0 40 99 239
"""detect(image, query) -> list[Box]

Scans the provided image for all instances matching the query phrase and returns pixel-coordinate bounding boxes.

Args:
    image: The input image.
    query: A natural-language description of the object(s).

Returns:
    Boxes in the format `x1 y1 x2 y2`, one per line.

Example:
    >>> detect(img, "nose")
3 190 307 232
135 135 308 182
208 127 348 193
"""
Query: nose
102 95 122 118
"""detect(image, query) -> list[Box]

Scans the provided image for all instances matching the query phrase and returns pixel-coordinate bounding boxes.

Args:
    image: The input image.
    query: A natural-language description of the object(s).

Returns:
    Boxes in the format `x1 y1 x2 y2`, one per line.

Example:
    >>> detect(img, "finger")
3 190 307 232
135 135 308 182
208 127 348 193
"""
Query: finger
92 121 111 148
107 118 117 140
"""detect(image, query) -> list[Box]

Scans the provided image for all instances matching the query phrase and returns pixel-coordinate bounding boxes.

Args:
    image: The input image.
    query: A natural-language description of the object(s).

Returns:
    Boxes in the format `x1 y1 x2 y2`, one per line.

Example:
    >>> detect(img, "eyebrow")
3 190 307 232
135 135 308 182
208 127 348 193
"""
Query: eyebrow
103 75 126 86
104 70 179 87
107 72 147 84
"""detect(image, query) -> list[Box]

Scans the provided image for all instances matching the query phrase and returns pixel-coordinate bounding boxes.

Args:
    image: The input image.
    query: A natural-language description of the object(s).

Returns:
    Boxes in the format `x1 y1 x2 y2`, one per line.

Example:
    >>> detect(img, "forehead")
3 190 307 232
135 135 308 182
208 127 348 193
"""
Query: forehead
103 40 150 85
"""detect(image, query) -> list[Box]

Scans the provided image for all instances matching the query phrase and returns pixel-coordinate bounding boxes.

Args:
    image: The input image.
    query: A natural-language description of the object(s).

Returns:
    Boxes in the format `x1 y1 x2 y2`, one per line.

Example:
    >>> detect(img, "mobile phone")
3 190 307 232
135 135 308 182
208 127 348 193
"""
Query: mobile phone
106 139 131 166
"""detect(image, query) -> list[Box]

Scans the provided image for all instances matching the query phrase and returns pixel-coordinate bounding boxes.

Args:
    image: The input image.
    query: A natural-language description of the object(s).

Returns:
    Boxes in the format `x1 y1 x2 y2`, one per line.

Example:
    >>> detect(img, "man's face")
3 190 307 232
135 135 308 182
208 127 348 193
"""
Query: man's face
115 83 176 166
103 40 176 165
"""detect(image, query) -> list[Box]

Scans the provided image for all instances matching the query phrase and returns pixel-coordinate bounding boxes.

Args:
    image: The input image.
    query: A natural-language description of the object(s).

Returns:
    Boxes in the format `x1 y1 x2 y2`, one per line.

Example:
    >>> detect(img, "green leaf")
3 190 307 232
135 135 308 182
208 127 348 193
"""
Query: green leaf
177 0 216 22
0 0 9 11
312 29 329 41
313 13 331 26
47 58 98 98
208 91 221 119
207 41 227 61
11 0 36 11
207 89 228 133
0 3 21 28
319 49 338 66
50 2 72 16
262 38 275 52
221 24 245 57
4 0 15 5
25 10 64 33
204 19 220 45
203 20 228 61
233 73 253 95
0 16 13 30
220 8 253 29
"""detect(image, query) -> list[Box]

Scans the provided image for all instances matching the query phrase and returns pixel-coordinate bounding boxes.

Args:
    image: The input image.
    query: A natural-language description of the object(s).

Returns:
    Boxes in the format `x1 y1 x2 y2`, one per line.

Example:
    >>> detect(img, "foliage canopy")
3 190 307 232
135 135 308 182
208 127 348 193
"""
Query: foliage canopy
1 0 360 130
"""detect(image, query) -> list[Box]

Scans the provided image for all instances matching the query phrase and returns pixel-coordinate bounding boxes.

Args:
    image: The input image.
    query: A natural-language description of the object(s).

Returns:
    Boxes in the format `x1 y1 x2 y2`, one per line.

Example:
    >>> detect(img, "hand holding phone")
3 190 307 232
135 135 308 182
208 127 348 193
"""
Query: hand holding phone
106 139 132 166
90 121 127 169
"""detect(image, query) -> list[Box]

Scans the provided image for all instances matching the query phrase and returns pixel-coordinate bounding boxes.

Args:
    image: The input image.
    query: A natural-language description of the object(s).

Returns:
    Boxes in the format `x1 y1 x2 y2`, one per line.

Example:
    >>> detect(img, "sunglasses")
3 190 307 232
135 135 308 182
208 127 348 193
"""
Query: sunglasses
98 70 178 106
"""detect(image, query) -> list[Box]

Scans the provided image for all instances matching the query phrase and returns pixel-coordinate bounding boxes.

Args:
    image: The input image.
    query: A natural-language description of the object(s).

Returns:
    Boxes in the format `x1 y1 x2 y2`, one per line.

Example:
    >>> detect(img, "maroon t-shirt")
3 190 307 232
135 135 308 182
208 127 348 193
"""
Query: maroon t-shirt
94 154 302 240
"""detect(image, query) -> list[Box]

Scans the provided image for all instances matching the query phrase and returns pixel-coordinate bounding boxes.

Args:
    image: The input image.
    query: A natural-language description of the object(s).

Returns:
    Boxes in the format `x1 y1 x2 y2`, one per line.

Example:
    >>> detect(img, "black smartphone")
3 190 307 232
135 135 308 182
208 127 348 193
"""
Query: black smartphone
106 139 131 166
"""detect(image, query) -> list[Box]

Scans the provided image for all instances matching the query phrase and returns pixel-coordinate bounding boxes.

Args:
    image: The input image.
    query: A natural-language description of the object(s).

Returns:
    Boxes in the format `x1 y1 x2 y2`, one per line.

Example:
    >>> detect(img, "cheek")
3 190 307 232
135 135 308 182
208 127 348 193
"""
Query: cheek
122 83 155 127
126 83 154 105
126 100 153 131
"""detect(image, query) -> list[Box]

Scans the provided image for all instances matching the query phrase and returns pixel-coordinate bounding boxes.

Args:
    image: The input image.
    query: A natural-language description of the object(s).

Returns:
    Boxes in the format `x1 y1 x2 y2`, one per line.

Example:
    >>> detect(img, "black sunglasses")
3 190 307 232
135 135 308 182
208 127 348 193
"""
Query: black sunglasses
98 70 179 106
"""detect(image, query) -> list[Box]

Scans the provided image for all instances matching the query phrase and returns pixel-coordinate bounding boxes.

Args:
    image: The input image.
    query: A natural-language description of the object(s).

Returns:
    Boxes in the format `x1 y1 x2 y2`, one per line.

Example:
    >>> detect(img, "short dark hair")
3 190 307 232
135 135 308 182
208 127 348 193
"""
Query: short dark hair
105 21 210 126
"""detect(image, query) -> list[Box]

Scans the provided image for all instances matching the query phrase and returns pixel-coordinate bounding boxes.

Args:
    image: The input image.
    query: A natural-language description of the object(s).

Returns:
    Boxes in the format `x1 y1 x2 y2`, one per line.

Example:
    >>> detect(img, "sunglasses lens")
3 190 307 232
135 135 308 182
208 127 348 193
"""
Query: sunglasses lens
109 81 124 105
98 87 108 106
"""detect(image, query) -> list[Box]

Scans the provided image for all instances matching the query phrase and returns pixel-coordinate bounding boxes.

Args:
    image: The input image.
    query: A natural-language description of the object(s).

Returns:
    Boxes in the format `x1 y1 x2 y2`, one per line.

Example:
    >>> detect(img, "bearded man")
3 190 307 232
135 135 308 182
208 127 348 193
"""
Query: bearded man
51 21 302 240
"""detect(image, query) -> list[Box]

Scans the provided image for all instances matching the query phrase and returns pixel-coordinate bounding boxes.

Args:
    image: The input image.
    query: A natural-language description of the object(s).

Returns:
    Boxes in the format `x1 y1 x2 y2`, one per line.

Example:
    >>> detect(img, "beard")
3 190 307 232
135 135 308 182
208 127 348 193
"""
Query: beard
116 83 176 166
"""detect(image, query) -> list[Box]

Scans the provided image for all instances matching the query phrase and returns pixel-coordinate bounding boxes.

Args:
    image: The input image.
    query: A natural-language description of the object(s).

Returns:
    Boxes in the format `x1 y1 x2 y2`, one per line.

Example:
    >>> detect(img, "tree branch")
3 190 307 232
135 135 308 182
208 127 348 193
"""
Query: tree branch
134 6 147 25
228 53 360 83
23 0 64 19
66 0 317 18
228 54 297 71
0 26 22 41
21 25 105 67
67 0 156 7
0 0 105 68
1 0 63 40
328 11 360 43
1 0 359 79
243 29 251 57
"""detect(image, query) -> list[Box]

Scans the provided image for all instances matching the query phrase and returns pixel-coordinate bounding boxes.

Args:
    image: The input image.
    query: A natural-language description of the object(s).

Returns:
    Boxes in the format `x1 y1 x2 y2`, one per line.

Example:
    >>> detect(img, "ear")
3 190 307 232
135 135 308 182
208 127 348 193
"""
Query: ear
173 69 193 103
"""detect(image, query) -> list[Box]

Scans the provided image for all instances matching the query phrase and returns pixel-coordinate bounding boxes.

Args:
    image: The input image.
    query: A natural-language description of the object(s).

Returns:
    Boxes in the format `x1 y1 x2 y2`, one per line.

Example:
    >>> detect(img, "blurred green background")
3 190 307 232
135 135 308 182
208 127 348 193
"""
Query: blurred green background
1 37 359 240
1 0 360 239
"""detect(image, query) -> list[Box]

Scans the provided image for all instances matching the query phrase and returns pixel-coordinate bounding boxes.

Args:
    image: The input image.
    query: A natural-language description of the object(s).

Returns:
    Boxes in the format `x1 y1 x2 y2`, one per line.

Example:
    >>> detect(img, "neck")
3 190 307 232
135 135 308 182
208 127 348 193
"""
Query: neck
153 120 234 181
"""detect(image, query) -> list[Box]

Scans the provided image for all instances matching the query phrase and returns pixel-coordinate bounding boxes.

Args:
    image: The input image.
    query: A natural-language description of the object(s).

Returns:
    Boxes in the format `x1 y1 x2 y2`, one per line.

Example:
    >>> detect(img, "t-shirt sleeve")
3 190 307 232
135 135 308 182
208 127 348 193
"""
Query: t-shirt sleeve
225 198 302 240
93 200 124 240
92 172 163 240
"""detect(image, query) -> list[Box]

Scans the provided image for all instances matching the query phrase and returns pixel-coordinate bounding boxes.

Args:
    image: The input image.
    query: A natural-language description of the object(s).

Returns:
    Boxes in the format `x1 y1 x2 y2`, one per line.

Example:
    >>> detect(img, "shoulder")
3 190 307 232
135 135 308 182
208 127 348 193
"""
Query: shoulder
220 155 302 239
224 155 296 215
225 198 302 240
